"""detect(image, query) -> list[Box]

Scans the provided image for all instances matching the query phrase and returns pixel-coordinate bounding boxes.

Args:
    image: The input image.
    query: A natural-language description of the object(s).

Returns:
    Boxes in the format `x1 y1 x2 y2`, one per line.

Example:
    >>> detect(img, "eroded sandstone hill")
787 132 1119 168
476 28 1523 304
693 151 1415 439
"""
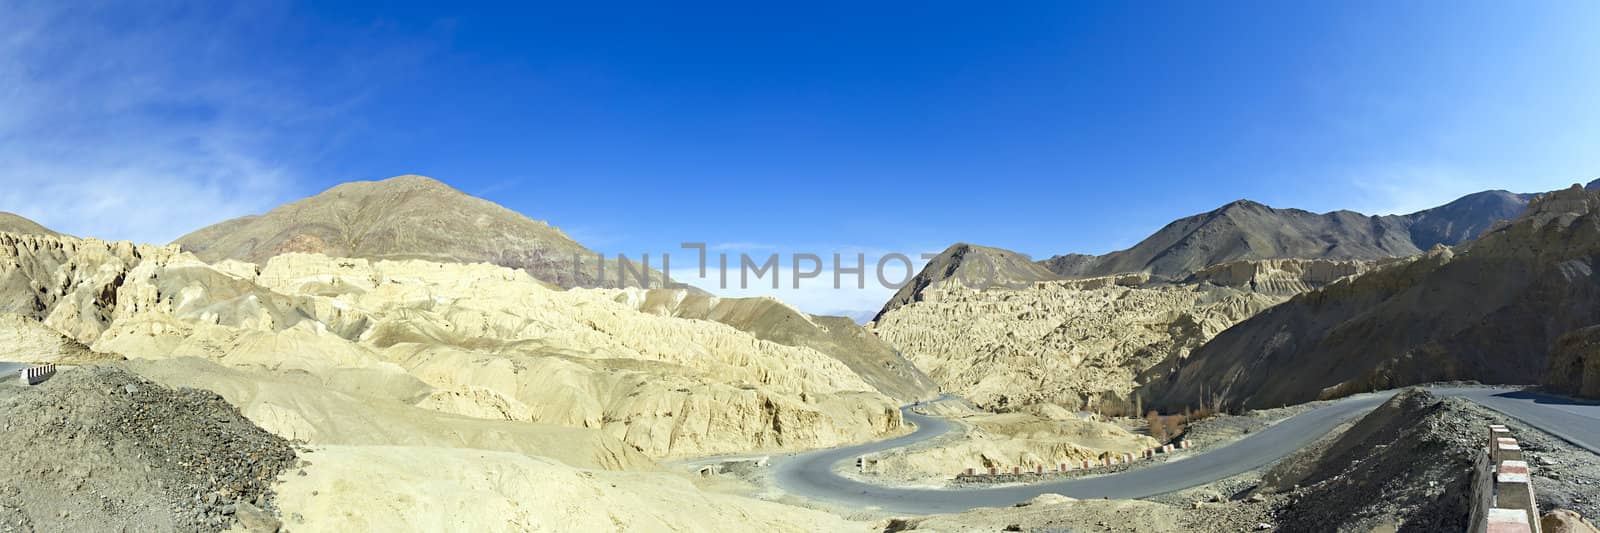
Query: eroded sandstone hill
0 231 903 458
1158 184 1600 411
873 274 1277 412
872 257 1386 412
173 175 673 289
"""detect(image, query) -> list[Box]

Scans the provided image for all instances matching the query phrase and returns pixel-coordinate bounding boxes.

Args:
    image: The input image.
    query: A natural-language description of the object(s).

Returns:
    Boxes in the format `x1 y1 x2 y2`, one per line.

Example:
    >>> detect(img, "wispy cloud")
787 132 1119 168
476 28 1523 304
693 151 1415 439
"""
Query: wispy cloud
1341 162 1598 217
1342 165 1491 216
0 2 424 244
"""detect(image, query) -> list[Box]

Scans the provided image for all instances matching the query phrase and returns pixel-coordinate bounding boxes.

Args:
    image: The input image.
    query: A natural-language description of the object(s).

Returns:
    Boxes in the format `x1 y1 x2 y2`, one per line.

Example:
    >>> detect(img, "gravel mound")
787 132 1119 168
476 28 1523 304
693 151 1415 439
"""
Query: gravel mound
0 366 298 532
1261 388 1490 532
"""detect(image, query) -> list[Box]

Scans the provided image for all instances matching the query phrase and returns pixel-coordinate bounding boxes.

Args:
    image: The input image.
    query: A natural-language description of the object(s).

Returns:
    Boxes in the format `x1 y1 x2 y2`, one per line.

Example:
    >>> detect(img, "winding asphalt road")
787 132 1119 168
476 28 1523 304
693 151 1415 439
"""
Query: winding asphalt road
1436 386 1600 454
772 386 1600 514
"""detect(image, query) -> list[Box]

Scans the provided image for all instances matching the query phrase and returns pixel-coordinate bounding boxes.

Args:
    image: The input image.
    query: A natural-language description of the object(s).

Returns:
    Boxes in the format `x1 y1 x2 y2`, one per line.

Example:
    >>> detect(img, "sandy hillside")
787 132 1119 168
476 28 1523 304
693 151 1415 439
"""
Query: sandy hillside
273 445 870 532
0 232 904 459
0 230 931 530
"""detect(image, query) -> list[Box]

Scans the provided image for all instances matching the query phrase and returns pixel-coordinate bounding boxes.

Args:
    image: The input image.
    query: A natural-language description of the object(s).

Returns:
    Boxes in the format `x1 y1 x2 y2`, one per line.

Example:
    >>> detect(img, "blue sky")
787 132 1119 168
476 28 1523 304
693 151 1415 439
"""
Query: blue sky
3 1 1599 316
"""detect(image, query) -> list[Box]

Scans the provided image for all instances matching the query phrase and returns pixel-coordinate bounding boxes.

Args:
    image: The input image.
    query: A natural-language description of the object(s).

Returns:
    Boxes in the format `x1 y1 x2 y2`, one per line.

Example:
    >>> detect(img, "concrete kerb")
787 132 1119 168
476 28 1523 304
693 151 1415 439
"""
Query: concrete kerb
1469 425 1540 533
18 363 56 385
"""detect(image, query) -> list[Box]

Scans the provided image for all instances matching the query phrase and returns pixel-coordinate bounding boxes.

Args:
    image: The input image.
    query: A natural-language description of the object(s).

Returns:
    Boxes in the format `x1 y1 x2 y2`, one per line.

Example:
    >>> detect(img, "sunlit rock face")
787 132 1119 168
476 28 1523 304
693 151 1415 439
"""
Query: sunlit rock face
0 233 905 458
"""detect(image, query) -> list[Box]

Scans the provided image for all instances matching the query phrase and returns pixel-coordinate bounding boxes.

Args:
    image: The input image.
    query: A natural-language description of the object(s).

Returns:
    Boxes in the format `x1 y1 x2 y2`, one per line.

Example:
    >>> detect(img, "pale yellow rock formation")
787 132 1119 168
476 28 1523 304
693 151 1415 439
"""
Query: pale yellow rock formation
867 409 1160 483
122 357 653 471
0 313 119 364
0 233 903 459
873 276 1281 411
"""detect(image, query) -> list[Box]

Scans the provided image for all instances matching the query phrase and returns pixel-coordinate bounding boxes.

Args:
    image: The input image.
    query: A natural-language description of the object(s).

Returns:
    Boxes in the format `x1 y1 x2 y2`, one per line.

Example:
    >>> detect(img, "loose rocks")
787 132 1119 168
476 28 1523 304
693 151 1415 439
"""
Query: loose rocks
0 366 297 532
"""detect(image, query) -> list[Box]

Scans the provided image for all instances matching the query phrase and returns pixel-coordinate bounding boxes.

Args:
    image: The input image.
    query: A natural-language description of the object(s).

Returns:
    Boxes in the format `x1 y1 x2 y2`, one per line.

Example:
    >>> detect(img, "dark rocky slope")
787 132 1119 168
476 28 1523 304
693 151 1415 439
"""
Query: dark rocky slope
1545 326 1600 399
1157 184 1600 411
1044 189 1534 282
874 243 1060 320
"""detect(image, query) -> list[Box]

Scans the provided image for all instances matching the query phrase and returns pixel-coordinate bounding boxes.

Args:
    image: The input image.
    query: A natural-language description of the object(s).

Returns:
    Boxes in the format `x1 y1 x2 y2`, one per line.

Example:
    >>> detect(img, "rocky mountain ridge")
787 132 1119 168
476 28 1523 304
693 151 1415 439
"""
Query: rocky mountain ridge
173 175 678 291
1156 184 1600 410
1044 189 1535 281
882 188 1540 320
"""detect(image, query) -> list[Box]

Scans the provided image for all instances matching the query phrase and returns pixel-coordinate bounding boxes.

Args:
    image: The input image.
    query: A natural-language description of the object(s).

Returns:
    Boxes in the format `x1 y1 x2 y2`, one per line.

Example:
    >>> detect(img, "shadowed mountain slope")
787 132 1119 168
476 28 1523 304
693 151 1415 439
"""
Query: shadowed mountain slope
1044 190 1536 281
1156 184 1600 411
874 243 1060 321
884 189 1539 320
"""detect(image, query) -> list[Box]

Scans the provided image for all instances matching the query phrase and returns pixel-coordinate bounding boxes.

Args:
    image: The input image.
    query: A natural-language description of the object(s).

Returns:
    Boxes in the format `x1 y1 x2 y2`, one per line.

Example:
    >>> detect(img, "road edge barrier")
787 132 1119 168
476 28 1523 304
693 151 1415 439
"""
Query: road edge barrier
18 363 56 386
1468 424 1540 533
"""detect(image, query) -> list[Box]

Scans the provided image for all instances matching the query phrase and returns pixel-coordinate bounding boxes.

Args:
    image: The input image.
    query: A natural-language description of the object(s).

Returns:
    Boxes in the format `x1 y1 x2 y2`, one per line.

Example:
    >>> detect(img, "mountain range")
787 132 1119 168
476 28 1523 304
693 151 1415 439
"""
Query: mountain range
880 188 1542 319
1157 183 1600 409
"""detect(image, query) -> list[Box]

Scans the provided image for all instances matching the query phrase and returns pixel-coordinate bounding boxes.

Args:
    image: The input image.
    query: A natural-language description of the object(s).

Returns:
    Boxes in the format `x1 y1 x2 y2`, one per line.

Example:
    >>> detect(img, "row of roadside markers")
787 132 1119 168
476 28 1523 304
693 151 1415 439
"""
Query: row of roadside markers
18 363 56 386
1480 424 1539 533
956 439 1193 477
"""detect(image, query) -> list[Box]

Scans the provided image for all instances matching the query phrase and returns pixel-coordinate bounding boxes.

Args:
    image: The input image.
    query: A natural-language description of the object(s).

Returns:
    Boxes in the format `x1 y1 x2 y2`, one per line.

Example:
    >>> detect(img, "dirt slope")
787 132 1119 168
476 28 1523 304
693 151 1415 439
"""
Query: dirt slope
0 366 297 532
1259 389 1489 532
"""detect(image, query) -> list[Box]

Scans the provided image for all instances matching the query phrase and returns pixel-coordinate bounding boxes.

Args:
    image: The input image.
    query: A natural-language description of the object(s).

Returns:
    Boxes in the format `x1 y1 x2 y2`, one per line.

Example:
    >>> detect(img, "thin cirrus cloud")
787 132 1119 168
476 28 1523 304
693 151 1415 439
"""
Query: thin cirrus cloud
0 2 418 245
